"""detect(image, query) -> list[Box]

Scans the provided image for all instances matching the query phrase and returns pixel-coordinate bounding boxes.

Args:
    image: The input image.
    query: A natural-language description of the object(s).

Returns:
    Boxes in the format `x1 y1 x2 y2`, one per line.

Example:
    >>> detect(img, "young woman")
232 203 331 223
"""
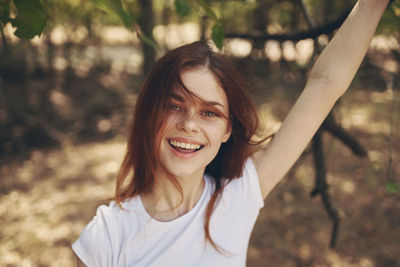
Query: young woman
73 0 391 266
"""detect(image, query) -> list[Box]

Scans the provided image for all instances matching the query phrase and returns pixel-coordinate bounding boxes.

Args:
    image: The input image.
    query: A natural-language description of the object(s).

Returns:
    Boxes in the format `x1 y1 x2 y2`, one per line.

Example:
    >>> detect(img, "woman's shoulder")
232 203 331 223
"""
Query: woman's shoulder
72 196 144 265
221 157 264 208
224 157 259 188
76 196 144 246
93 196 145 230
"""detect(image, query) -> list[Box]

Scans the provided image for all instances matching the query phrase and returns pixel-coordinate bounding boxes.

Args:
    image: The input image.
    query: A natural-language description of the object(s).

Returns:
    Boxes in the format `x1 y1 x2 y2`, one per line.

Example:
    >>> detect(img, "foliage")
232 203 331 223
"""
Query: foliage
386 181 399 194
88 0 158 49
174 0 190 17
174 0 224 49
89 0 133 29
1 0 399 49
0 0 157 48
379 1 400 35
0 0 46 39
211 21 224 49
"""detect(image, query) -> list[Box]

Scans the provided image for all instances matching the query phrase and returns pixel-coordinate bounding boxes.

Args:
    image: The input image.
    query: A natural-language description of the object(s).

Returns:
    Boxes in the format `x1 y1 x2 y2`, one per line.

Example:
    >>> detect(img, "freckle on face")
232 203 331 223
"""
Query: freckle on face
158 67 231 179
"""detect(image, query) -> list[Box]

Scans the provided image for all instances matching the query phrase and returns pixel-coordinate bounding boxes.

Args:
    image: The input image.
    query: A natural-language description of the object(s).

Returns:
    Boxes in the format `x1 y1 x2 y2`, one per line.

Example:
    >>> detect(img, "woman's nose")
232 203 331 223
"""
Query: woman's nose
176 111 200 133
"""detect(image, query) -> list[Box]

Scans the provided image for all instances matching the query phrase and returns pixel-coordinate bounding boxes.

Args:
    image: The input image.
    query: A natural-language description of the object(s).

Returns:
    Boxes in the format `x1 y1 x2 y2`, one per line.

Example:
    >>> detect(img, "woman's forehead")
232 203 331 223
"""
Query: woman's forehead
177 67 228 109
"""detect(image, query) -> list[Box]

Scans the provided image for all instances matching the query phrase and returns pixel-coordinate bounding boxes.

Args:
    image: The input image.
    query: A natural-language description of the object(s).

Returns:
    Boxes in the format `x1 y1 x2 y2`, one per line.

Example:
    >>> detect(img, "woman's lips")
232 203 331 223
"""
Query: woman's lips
167 138 204 158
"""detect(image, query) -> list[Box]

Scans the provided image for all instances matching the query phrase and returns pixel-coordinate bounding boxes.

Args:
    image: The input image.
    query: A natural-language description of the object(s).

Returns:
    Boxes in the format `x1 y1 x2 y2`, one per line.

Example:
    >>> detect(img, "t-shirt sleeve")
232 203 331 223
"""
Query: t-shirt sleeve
225 157 264 211
243 157 264 209
72 205 115 267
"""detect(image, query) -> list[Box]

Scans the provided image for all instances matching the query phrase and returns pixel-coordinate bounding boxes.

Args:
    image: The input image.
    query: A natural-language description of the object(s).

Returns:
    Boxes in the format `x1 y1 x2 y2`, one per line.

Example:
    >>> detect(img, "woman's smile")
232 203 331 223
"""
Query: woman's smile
159 67 231 179
167 137 204 159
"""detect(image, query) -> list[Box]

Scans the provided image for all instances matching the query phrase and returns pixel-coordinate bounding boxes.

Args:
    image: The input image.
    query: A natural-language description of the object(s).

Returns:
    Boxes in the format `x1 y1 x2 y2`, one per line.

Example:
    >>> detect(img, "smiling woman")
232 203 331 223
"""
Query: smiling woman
72 1 391 266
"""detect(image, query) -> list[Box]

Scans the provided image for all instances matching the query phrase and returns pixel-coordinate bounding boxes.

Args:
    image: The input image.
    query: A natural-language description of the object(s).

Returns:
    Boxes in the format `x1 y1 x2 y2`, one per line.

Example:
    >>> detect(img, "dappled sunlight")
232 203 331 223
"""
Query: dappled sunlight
340 93 393 135
1 84 399 266
370 35 400 52
24 26 144 76
339 180 356 194
257 102 282 138
50 90 73 119
368 150 386 165
2 23 19 44
265 40 282 62
99 26 139 44
225 38 252 58
382 59 399 73
297 243 312 261
370 90 394 103
295 39 314 65
51 26 69 45
50 25 91 45
153 23 200 49
282 41 296 61
0 0 399 265
1 21 399 266
52 56 68 71
0 140 126 266
248 83 399 266
99 45 143 74
318 34 330 47
342 111 390 134
264 39 315 64
324 250 374 267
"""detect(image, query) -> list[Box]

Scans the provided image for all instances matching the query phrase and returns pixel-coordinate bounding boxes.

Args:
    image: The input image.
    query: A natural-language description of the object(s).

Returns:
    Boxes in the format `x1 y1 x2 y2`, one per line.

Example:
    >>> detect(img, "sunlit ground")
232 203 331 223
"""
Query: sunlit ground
1 24 399 266
0 140 125 266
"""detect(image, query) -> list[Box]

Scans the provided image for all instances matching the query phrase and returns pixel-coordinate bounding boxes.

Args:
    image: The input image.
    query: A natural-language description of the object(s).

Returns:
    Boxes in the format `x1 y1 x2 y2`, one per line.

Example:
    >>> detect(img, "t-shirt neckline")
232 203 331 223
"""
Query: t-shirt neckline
138 175 210 225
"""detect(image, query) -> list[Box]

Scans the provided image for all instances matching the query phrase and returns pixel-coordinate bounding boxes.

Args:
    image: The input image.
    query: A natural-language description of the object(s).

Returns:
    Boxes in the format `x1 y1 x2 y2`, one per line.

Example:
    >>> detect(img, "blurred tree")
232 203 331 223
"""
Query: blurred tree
137 0 155 76
0 0 399 193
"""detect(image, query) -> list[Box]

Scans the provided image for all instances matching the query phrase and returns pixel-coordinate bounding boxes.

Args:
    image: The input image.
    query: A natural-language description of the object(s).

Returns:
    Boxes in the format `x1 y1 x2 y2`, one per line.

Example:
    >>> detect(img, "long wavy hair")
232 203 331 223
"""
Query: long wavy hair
115 41 263 252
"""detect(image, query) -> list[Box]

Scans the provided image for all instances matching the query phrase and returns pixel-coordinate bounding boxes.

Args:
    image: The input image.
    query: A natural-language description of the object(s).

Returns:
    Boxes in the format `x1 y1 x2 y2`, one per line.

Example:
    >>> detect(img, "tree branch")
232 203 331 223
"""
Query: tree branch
225 8 351 42
298 0 341 248
322 113 368 157
311 131 340 248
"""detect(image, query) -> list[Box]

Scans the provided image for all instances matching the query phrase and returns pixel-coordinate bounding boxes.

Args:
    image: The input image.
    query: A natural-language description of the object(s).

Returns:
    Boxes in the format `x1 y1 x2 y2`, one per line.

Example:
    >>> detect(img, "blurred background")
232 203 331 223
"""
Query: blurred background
0 0 399 266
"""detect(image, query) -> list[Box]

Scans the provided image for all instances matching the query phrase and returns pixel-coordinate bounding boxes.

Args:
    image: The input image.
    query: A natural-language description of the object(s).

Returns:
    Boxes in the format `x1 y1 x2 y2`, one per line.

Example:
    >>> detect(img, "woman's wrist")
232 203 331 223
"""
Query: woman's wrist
359 0 390 6
359 0 391 14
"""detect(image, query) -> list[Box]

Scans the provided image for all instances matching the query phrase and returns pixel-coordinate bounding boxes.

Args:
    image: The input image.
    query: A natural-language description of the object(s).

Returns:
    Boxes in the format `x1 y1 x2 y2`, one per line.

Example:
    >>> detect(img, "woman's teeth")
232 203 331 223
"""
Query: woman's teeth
169 140 201 150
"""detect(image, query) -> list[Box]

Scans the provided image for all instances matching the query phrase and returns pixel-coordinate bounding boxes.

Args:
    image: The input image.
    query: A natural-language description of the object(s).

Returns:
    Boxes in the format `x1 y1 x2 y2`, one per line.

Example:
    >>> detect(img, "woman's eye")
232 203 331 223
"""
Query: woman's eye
202 110 219 117
170 104 182 112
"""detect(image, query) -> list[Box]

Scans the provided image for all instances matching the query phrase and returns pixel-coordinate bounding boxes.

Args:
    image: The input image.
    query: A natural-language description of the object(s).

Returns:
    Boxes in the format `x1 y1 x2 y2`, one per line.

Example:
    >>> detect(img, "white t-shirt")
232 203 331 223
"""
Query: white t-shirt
72 158 264 267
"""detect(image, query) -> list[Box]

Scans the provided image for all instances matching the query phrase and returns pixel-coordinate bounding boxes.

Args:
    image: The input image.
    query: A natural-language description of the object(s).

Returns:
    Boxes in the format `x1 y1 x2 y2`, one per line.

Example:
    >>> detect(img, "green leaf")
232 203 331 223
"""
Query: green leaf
386 181 399 194
91 0 157 50
380 3 400 34
89 0 133 28
1 0 11 24
139 33 159 51
211 21 224 49
175 0 190 17
12 0 47 39
392 1 400 16
196 0 217 20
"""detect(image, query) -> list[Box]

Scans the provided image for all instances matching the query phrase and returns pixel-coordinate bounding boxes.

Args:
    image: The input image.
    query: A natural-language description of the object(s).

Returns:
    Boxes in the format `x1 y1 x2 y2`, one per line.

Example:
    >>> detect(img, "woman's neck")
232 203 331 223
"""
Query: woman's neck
141 170 205 222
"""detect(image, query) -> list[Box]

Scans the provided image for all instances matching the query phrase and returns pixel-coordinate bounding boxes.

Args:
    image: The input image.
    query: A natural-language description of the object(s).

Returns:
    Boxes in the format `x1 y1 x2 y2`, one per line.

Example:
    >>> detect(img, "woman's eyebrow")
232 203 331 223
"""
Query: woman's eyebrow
204 101 225 109
171 94 225 109
171 94 184 102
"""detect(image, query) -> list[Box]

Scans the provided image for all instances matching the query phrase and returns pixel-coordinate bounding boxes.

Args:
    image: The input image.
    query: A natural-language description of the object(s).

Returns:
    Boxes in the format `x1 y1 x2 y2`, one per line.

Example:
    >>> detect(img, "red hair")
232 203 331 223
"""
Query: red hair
115 41 263 251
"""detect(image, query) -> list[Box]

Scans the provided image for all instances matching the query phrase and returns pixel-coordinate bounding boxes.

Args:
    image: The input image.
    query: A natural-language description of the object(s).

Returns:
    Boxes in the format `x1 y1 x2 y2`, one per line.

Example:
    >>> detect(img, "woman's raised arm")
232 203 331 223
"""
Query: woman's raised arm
252 0 391 199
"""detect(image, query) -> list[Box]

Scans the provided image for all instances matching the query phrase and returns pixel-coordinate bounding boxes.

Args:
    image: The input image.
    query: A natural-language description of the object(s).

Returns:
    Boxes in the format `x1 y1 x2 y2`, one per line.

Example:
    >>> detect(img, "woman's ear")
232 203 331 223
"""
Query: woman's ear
222 125 232 143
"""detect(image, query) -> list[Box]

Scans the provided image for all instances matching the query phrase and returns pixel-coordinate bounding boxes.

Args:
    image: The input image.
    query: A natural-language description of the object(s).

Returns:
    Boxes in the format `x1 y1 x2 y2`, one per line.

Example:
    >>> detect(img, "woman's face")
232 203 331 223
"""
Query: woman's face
159 67 231 180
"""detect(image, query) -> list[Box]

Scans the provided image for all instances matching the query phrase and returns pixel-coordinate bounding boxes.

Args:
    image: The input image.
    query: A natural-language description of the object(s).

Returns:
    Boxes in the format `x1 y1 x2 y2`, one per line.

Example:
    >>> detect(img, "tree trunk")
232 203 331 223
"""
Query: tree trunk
138 0 156 77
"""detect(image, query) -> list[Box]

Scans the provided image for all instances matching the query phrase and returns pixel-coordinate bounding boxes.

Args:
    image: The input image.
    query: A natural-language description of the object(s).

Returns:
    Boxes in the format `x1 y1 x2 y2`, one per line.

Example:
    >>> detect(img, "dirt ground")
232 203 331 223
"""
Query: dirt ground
0 52 399 267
